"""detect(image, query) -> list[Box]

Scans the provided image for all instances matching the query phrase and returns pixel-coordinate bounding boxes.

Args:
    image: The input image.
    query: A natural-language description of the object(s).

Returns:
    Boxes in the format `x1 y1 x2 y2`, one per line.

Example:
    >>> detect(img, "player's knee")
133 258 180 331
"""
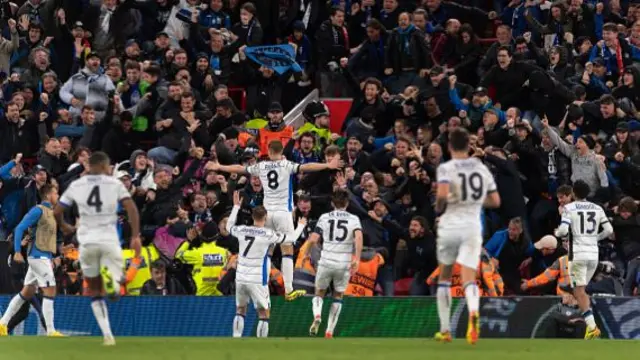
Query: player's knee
41 286 56 298
258 308 269 319
20 286 36 299
236 306 247 316
333 292 344 301
315 289 327 297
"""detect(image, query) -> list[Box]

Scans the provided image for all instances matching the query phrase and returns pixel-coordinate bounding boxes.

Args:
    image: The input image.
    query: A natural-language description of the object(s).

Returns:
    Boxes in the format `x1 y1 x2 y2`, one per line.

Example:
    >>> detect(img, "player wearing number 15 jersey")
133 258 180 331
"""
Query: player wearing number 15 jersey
211 140 342 301
54 152 141 346
308 189 363 338
434 128 500 345
226 191 306 338
554 180 612 339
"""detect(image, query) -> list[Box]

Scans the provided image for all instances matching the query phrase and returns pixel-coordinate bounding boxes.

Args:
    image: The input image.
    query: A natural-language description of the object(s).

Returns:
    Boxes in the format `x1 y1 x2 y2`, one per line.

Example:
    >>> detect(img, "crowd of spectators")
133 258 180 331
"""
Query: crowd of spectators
0 0 639 301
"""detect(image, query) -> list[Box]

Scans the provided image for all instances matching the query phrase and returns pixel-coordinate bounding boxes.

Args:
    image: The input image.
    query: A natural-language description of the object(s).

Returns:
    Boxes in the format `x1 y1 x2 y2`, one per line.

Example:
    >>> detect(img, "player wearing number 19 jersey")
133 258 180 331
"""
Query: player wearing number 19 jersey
434 128 500 345
554 180 612 339
54 152 141 346
226 192 306 337
212 140 342 301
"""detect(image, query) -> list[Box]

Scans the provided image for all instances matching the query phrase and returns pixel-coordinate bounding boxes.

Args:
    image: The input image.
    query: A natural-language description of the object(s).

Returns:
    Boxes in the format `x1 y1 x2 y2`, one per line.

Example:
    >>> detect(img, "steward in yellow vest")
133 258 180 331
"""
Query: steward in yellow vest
122 245 160 295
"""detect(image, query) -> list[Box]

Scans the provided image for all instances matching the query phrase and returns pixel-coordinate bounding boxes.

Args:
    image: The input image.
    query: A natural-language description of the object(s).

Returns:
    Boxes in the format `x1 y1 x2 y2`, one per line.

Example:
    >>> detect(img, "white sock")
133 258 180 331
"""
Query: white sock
463 281 480 314
312 296 323 321
325 300 342 335
233 315 244 337
282 255 294 293
0 293 26 325
437 281 452 333
42 296 56 334
257 320 269 337
583 309 596 330
91 297 113 338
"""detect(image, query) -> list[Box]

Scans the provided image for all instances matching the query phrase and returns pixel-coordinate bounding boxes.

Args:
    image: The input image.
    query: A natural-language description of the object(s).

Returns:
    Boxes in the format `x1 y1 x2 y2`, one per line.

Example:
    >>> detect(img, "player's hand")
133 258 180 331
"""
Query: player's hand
520 279 528 291
130 235 142 257
298 217 307 226
233 190 243 206
327 156 344 170
350 258 359 276
13 252 24 263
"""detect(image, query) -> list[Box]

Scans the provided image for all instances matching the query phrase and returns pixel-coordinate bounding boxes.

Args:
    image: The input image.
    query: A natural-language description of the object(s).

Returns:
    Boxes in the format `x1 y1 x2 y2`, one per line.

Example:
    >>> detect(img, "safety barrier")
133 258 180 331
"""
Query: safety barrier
1 296 639 338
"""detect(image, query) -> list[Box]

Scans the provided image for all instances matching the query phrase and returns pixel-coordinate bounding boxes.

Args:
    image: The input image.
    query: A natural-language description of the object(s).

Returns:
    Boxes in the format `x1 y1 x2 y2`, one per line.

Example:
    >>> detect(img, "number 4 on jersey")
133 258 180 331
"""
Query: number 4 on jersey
87 185 103 213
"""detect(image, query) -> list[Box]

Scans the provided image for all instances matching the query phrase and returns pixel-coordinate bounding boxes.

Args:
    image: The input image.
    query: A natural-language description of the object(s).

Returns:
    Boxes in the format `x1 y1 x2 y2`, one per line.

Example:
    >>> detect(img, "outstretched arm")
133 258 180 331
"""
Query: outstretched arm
300 156 343 173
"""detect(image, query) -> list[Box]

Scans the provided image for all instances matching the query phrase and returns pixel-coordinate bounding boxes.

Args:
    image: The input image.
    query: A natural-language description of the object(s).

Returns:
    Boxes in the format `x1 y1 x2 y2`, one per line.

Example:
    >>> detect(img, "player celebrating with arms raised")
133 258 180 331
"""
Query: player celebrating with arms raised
434 128 501 345
0 184 64 337
307 189 363 338
54 152 142 346
209 140 342 301
554 180 612 339
226 191 306 337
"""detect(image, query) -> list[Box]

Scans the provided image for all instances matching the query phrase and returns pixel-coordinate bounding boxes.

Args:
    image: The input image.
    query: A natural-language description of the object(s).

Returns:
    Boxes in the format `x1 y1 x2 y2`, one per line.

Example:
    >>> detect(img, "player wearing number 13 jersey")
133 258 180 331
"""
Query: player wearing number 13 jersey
554 180 612 340
433 128 500 345
211 140 342 301
54 152 141 346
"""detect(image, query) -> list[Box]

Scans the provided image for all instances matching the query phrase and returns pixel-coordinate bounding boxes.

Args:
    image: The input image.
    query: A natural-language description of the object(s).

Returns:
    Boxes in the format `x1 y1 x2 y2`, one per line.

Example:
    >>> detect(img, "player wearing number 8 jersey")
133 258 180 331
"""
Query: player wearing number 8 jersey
209 140 343 301
554 180 612 339
433 128 500 345
54 152 142 346
226 191 306 337
307 189 363 338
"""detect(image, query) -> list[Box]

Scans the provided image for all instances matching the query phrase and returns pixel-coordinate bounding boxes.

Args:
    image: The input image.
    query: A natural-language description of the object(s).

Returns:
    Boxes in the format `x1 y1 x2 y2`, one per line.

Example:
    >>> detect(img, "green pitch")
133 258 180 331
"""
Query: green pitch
1 338 637 360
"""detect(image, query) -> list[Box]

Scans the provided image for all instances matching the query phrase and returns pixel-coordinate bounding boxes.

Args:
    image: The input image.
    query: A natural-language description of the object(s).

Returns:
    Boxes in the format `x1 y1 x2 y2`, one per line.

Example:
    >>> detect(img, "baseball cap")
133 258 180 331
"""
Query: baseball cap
616 121 629 132
85 51 100 61
592 57 606 67
472 87 488 96
73 21 84 30
628 120 640 132
268 102 283 113
116 170 131 179
156 31 169 38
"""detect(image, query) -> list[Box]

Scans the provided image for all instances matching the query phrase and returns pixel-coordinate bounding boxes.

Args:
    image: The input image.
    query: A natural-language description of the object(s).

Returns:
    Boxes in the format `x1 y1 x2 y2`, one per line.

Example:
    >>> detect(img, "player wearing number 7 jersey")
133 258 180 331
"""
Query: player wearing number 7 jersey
209 140 343 301
554 180 612 340
53 152 142 346
433 128 500 345
226 191 306 337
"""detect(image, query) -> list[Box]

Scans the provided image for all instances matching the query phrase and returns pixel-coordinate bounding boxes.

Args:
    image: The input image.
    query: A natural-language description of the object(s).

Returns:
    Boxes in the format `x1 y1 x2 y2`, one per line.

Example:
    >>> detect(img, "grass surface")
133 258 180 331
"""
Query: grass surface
1 337 638 360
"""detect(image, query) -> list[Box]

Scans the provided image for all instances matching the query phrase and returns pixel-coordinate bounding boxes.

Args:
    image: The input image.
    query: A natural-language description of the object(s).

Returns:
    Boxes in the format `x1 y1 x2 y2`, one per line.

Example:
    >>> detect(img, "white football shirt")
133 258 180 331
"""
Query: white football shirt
314 210 362 270
246 159 300 212
558 201 609 261
230 225 285 285
436 157 497 229
59 174 131 244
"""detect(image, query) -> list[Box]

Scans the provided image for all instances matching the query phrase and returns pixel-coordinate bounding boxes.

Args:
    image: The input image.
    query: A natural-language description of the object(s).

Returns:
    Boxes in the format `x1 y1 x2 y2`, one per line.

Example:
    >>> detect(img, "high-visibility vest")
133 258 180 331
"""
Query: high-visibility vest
176 241 228 296
345 254 384 297
122 245 160 295
257 126 294 157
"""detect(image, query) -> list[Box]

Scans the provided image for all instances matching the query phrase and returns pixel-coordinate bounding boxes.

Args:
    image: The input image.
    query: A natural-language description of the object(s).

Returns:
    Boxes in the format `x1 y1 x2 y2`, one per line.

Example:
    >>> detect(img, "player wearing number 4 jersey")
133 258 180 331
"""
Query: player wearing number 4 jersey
210 140 342 301
554 180 612 340
53 152 142 346
226 191 306 337
307 189 363 338
434 128 501 345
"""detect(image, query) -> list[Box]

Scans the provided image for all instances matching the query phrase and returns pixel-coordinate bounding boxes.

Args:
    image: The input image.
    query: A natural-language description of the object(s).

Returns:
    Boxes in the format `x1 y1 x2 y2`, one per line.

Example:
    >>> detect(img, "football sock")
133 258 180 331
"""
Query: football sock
233 314 244 338
312 296 323 320
42 296 56 334
0 293 26 326
91 297 113 338
437 281 452 333
463 281 480 314
257 320 269 338
282 255 294 294
325 300 343 335
583 309 596 330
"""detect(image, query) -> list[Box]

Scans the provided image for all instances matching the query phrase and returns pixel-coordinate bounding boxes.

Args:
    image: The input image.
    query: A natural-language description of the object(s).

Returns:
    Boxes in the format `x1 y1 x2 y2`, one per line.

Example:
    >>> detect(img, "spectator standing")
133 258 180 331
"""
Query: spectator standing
315 6 350 97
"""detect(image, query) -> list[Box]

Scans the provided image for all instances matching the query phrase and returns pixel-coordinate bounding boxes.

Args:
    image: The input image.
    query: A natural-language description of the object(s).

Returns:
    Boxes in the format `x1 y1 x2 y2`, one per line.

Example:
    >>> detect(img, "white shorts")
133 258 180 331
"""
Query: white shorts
24 258 56 288
315 265 350 293
569 260 598 287
236 282 270 310
79 241 123 281
436 227 482 269
266 211 295 242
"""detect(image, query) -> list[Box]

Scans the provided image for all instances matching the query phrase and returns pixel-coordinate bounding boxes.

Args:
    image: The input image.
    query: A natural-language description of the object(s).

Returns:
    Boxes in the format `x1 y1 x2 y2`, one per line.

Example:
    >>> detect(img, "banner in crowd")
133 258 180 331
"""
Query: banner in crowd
244 45 302 75
0 296 637 338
